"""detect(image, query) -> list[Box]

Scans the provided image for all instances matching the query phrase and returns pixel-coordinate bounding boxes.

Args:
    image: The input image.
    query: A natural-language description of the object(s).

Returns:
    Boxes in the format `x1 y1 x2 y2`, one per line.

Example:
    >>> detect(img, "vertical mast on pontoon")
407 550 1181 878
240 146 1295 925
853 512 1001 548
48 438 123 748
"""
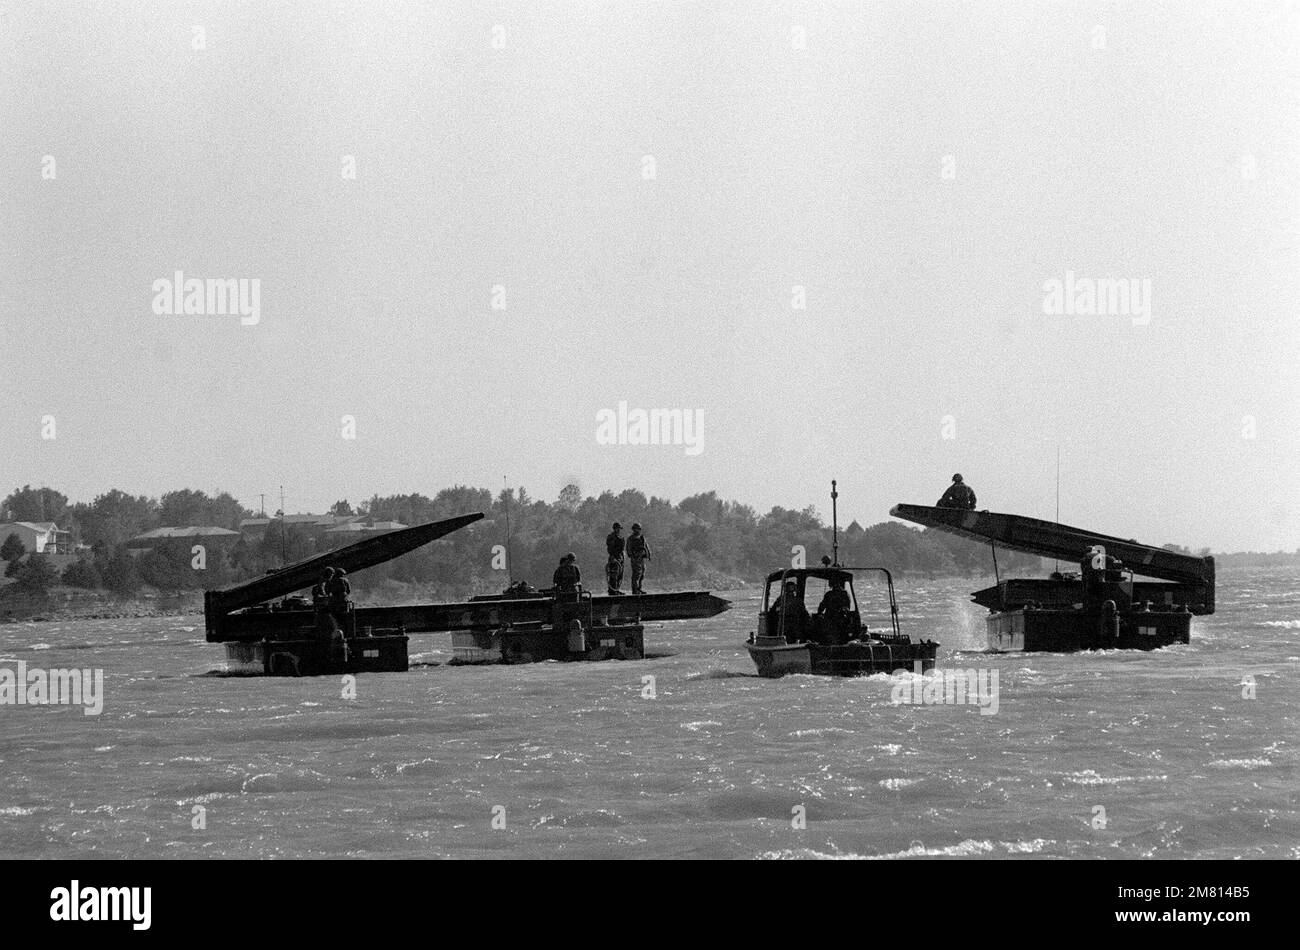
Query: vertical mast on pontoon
831 480 839 567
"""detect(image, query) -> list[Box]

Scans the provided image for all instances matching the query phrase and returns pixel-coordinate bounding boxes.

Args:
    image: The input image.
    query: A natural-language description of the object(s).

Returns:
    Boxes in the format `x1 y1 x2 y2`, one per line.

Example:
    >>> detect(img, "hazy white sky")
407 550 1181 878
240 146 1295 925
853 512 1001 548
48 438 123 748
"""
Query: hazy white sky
2 1 1296 551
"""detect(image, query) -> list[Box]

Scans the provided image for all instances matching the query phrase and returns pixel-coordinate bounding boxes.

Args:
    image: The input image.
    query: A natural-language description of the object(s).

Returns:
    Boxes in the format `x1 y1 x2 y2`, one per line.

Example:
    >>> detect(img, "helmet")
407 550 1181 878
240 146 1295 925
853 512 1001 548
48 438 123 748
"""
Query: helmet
631 523 642 531
952 473 963 483
323 567 336 577
612 522 622 530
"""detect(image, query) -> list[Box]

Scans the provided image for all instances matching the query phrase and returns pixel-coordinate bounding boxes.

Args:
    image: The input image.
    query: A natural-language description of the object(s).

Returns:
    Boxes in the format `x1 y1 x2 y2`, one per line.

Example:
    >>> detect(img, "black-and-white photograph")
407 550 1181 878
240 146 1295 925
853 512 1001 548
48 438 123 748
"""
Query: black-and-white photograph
0 0 1295 914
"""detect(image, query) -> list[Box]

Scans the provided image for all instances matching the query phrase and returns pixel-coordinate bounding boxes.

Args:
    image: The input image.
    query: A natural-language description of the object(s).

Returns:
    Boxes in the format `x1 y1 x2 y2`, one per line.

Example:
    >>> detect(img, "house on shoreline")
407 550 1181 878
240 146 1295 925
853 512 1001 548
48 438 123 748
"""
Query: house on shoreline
0 521 73 555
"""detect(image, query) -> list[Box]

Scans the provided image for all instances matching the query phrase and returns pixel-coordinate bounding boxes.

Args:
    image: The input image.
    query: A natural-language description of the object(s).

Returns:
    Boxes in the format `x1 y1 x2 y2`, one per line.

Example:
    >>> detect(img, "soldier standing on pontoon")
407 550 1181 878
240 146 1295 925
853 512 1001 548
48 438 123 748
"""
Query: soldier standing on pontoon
627 523 652 595
605 522 625 595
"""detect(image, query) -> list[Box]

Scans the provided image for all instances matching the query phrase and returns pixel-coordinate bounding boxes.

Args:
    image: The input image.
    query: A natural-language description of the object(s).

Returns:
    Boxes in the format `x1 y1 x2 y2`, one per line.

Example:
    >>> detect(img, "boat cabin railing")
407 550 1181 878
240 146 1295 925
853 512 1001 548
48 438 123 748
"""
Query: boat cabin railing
763 566 902 642
838 567 902 639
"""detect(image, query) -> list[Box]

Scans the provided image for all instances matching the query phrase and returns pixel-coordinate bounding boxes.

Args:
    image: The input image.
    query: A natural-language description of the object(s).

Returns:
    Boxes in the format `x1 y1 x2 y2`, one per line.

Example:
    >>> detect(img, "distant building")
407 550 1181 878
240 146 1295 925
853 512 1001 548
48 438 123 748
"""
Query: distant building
324 519 409 541
0 522 72 555
237 517 272 541
126 526 240 556
239 513 367 543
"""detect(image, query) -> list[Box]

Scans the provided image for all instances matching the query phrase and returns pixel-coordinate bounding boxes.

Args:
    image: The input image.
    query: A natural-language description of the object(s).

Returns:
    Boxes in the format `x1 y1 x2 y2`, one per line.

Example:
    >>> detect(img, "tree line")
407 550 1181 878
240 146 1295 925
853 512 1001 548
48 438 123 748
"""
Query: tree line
4 482 1276 602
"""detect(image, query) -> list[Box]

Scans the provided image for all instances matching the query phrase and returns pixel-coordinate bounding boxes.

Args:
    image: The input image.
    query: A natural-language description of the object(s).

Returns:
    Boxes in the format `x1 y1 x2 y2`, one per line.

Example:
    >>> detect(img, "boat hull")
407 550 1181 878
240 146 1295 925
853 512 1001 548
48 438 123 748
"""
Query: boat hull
746 638 938 678
449 623 645 664
987 607 1191 652
223 634 409 676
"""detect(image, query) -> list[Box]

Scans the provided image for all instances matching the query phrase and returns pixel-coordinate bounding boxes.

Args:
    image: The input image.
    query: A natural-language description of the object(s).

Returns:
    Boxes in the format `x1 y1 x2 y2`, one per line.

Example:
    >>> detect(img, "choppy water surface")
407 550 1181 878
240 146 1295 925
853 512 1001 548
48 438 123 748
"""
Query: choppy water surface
1 569 1296 859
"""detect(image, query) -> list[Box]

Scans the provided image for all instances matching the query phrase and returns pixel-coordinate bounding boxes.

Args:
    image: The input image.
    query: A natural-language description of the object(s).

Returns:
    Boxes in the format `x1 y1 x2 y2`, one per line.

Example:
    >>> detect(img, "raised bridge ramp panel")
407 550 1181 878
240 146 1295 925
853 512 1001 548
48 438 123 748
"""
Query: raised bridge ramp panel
204 512 484 640
889 504 1214 609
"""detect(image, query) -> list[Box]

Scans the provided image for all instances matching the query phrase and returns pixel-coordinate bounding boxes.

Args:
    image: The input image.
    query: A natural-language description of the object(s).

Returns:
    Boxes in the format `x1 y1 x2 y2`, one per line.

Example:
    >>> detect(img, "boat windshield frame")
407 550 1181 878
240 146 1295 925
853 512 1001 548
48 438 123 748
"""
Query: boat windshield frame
762 566 901 640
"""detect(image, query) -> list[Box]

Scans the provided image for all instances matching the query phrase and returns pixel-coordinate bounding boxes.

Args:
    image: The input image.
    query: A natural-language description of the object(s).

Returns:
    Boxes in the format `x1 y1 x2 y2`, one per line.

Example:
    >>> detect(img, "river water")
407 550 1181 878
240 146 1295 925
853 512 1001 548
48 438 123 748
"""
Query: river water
1 568 1296 859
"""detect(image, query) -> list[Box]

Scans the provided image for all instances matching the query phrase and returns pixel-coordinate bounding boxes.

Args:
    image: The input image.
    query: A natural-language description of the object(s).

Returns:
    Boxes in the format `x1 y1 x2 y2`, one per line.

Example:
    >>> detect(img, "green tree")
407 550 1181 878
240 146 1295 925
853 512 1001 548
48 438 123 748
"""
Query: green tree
98 547 142 595
0 534 26 563
62 558 102 589
137 548 199 590
157 489 251 530
2 486 69 524
73 490 159 549
557 483 582 512
14 553 59 593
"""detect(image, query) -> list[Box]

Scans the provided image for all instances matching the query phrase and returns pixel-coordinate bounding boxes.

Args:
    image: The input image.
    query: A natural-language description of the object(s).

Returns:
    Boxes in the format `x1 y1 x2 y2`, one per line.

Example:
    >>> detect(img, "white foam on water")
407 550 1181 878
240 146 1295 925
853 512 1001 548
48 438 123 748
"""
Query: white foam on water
763 838 999 860
681 720 723 732
879 778 920 790
1065 770 1168 786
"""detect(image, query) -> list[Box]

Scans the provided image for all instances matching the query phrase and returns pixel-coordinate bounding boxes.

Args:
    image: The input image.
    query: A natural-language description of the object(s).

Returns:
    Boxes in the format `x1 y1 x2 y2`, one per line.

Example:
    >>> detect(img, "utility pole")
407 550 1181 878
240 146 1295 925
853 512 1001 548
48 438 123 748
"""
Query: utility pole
279 485 287 566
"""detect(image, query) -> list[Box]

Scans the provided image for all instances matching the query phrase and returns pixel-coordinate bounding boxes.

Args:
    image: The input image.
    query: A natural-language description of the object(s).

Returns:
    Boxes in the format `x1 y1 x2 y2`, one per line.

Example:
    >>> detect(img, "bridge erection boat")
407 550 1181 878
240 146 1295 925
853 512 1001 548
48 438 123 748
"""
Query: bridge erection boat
744 565 939 677
890 504 1215 652
745 483 939 678
204 513 729 675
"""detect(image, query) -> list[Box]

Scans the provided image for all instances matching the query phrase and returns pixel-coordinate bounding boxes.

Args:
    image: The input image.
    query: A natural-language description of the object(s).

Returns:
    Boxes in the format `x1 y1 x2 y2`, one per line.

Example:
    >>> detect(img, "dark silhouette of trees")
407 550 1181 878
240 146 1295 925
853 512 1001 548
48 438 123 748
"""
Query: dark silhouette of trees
0 534 26 563
13 553 59 594
3 481 1060 600
1 486 69 525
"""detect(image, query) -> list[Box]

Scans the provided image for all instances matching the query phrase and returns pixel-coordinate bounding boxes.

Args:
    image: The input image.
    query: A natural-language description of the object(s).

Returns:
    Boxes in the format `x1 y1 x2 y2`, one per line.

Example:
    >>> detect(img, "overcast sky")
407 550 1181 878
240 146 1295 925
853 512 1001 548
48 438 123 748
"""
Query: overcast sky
2 1 1296 551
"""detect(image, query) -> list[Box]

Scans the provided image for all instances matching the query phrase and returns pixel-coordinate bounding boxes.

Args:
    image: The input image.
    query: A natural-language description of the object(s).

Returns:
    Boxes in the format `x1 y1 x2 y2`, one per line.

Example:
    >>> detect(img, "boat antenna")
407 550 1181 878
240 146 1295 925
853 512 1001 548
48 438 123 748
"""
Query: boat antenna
831 479 840 567
503 476 514 584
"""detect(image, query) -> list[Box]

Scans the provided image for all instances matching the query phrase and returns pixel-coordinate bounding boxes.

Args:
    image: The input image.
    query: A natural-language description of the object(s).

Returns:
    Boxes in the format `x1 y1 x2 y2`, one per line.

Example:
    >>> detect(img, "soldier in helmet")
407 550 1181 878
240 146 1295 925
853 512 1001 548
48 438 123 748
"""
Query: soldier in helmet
553 552 581 592
312 567 334 611
605 522 625 595
769 579 809 642
937 473 977 510
312 567 337 638
326 566 352 609
313 566 351 662
626 523 652 595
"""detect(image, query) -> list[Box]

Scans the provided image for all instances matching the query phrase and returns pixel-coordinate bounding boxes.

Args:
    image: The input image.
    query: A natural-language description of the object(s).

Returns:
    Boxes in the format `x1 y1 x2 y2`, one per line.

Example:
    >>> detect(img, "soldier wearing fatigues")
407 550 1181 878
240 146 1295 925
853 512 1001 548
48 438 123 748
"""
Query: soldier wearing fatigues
605 523 625 595
937 473 977 510
553 553 581 592
626 523 652 595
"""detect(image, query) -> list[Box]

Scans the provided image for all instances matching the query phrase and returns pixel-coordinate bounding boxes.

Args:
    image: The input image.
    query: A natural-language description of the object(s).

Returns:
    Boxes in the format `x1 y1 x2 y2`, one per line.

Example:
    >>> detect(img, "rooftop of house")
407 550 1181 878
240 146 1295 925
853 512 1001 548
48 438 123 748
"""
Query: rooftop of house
128 526 241 542
325 520 409 532
0 521 62 534
240 514 365 529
